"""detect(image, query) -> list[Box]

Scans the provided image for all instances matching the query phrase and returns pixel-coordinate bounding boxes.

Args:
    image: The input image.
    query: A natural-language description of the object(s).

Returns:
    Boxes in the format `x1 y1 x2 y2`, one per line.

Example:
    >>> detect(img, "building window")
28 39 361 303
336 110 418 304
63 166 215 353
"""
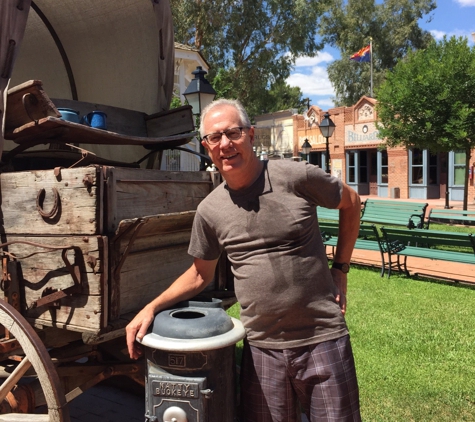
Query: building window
379 150 388 184
348 151 356 183
346 151 368 184
453 150 465 186
411 148 424 184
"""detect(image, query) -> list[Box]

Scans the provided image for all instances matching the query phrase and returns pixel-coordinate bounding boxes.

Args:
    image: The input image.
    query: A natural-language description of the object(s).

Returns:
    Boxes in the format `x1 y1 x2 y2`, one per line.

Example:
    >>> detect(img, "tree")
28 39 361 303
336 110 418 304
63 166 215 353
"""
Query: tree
319 0 435 106
170 0 326 118
375 36 475 209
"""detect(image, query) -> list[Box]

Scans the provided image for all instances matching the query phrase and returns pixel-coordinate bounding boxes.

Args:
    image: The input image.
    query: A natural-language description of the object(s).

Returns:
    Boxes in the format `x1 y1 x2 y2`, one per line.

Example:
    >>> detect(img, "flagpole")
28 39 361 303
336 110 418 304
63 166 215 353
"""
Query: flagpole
370 37 373 97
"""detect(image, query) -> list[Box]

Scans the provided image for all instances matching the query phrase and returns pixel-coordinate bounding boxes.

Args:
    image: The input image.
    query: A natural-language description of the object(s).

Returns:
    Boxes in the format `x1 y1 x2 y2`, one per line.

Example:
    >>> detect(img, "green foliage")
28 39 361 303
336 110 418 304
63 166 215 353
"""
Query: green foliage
376 36 475 208
320 0 435 106
376 36 475 152
170 0 326 119
169 90 183 109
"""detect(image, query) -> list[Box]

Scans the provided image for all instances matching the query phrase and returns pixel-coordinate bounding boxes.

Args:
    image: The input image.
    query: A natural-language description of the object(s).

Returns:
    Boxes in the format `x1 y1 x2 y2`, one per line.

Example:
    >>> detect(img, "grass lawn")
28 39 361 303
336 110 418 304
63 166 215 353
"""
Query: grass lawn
227 265 475 421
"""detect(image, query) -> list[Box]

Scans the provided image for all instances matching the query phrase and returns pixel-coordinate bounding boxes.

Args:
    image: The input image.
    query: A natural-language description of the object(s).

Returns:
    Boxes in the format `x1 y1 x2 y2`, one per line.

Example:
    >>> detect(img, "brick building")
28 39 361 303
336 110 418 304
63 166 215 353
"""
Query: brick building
289 96 475 203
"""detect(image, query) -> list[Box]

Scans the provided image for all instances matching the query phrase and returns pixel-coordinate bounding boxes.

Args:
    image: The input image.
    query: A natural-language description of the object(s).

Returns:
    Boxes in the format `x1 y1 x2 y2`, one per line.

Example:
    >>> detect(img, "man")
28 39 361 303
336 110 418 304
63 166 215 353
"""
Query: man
126 99 362 421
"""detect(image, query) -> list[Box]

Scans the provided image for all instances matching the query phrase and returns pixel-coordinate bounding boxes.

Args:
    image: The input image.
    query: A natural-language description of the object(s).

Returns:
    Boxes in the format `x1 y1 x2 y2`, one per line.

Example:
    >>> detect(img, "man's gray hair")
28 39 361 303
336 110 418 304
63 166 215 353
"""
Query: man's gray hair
199 99 251 138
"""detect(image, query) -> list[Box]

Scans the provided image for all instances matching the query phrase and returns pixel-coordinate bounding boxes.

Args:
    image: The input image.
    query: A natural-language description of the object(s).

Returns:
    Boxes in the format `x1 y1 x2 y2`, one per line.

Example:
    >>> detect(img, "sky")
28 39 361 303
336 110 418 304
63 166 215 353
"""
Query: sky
286 0 475 110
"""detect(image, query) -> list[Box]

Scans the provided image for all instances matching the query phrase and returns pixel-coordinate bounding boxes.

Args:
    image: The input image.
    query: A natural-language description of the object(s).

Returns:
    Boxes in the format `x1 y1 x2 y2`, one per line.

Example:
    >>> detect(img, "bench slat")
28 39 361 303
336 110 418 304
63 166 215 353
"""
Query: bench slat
361 199 428 228
426 208 475 228
380 227 475 277
320 222 387 276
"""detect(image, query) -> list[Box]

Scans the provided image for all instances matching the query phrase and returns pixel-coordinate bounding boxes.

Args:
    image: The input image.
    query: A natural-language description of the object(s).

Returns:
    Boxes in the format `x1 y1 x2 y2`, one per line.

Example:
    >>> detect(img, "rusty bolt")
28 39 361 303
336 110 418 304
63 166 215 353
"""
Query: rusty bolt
83 175 94 188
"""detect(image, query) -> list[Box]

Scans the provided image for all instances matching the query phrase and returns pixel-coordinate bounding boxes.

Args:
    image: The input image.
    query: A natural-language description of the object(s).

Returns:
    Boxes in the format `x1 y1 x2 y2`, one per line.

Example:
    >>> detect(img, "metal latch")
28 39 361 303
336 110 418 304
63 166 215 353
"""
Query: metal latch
29 247 82 309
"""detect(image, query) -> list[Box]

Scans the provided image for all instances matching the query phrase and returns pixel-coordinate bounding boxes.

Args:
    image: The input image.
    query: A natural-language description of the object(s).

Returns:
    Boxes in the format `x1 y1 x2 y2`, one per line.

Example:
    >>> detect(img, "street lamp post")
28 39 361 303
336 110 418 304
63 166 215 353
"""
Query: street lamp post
183 66 217 170
301 138 312 162
319 112 336 174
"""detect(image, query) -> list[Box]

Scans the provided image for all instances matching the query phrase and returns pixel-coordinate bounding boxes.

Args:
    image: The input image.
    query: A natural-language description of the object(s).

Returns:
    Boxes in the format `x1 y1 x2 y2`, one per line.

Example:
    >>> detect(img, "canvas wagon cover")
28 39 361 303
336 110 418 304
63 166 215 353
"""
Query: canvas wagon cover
1 0 175 158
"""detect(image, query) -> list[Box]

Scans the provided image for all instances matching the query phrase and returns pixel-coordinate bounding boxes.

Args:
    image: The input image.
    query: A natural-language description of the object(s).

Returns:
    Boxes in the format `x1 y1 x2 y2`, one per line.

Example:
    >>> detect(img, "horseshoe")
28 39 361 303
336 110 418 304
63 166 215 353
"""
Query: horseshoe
36 187 60 219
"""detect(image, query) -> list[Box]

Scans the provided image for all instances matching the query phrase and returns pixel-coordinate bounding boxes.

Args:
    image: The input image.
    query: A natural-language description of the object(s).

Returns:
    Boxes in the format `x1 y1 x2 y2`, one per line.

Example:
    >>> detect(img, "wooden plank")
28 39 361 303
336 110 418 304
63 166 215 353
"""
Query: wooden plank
118 244 194 315
4 117 197 149
114 213 194 247
0 414 50 421
5 80 61 131
109 211 195 320
145 105 195 137
113 180 209 230
105 168 212 234
4 235 106 333
0 167 101 235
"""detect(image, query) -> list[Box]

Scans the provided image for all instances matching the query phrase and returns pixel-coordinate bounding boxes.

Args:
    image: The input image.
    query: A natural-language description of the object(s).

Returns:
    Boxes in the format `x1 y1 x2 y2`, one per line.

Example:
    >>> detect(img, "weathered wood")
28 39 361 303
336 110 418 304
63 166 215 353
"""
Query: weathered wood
0 166 210 236
104 167 212 234
6 80 61 131
4 117 197 150
0 167 102 235
118 243 193 315
0 300 68 422
0 414 50 421
109 211 196 320
145 105 195 138
4 235 106 333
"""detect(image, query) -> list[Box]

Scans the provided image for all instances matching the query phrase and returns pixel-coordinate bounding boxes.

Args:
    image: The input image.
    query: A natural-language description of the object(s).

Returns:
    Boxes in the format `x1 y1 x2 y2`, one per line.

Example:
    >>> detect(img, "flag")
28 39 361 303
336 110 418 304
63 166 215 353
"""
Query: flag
350 45 371 62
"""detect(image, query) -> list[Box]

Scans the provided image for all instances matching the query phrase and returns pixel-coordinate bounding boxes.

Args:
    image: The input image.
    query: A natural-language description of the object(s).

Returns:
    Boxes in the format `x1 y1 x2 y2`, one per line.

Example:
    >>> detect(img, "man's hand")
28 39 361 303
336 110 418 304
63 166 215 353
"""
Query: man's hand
125 304 155 360
330 268 348 315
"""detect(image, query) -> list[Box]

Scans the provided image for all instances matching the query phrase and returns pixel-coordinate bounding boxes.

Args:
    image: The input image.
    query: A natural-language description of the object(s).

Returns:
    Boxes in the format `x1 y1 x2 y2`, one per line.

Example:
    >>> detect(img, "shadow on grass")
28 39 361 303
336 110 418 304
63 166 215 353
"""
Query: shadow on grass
350 262 475 290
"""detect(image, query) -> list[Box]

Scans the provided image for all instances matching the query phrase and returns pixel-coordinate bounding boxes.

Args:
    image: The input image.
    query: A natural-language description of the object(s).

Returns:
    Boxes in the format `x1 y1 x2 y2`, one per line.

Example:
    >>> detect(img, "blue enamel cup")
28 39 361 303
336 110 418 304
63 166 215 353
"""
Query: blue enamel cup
81 111 108 130
57 108 80 123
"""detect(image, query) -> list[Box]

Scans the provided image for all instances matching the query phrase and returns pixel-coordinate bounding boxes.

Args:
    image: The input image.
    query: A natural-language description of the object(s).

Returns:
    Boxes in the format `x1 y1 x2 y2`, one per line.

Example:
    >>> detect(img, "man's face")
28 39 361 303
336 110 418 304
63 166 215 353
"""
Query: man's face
201 105 255 177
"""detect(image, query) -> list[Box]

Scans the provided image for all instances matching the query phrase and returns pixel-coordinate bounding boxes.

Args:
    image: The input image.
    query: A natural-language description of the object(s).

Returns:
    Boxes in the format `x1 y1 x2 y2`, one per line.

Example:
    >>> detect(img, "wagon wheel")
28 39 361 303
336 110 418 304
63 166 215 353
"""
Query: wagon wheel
0 300 69 422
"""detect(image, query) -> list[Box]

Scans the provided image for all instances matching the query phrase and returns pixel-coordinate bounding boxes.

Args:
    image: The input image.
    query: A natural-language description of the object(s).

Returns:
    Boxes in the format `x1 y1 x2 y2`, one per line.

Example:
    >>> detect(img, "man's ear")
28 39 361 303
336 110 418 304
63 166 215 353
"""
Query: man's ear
248 126 255 144
201 139 210 152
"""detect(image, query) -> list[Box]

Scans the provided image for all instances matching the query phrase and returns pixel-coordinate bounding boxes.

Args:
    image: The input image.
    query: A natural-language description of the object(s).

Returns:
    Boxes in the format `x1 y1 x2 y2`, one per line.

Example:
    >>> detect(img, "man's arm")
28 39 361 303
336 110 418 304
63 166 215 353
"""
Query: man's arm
125 257 218 359
331 183 361 315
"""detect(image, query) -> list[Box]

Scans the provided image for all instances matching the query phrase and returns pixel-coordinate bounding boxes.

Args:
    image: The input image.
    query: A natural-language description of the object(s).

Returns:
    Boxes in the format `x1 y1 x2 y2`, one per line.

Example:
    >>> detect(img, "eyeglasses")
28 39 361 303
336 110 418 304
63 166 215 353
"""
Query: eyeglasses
202 127 248 145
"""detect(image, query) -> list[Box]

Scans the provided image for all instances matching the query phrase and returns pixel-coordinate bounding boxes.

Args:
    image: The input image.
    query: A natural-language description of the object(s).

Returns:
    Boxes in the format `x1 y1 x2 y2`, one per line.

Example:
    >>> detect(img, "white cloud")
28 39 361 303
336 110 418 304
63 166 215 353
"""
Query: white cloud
287 69 335 97
430 29 446 40
294 52 334 68
454 0 475 6
430 28 475 43
287 52 335 97
315 98 335 109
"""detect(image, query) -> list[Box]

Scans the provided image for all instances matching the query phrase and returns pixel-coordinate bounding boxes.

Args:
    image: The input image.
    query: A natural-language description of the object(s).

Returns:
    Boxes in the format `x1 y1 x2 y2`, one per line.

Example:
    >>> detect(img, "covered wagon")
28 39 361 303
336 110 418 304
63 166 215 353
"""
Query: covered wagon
0 1 233 421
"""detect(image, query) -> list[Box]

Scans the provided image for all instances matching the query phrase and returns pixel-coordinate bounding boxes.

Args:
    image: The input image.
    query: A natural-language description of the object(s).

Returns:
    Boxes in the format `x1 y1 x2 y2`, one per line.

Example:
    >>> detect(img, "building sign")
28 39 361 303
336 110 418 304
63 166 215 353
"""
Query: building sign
254 127 272 147
346 122 382 145
298 133 326 146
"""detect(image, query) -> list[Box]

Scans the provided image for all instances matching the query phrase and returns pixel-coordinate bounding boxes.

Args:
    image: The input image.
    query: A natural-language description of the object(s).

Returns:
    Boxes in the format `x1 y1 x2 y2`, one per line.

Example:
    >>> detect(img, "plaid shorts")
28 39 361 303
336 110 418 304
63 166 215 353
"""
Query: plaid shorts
239 335 361 422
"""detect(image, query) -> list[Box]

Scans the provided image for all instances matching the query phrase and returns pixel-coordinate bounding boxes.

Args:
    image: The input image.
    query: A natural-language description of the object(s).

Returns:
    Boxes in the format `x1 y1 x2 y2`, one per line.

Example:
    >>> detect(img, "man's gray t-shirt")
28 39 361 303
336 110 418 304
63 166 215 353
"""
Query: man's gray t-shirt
188 160 348 349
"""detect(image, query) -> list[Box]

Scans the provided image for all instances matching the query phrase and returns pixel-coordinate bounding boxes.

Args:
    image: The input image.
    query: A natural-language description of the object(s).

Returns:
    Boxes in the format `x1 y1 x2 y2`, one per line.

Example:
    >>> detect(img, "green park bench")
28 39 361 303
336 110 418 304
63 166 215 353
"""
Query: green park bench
319 222 387 277
425 208 475 229
380 227 475 278
361 199 428 229
316 206 341 222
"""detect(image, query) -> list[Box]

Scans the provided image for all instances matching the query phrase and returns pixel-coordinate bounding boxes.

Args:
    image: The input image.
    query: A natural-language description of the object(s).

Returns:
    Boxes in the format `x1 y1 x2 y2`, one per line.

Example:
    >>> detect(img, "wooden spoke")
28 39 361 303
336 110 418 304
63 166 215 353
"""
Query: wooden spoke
0 300 69 422
0 357 31 403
